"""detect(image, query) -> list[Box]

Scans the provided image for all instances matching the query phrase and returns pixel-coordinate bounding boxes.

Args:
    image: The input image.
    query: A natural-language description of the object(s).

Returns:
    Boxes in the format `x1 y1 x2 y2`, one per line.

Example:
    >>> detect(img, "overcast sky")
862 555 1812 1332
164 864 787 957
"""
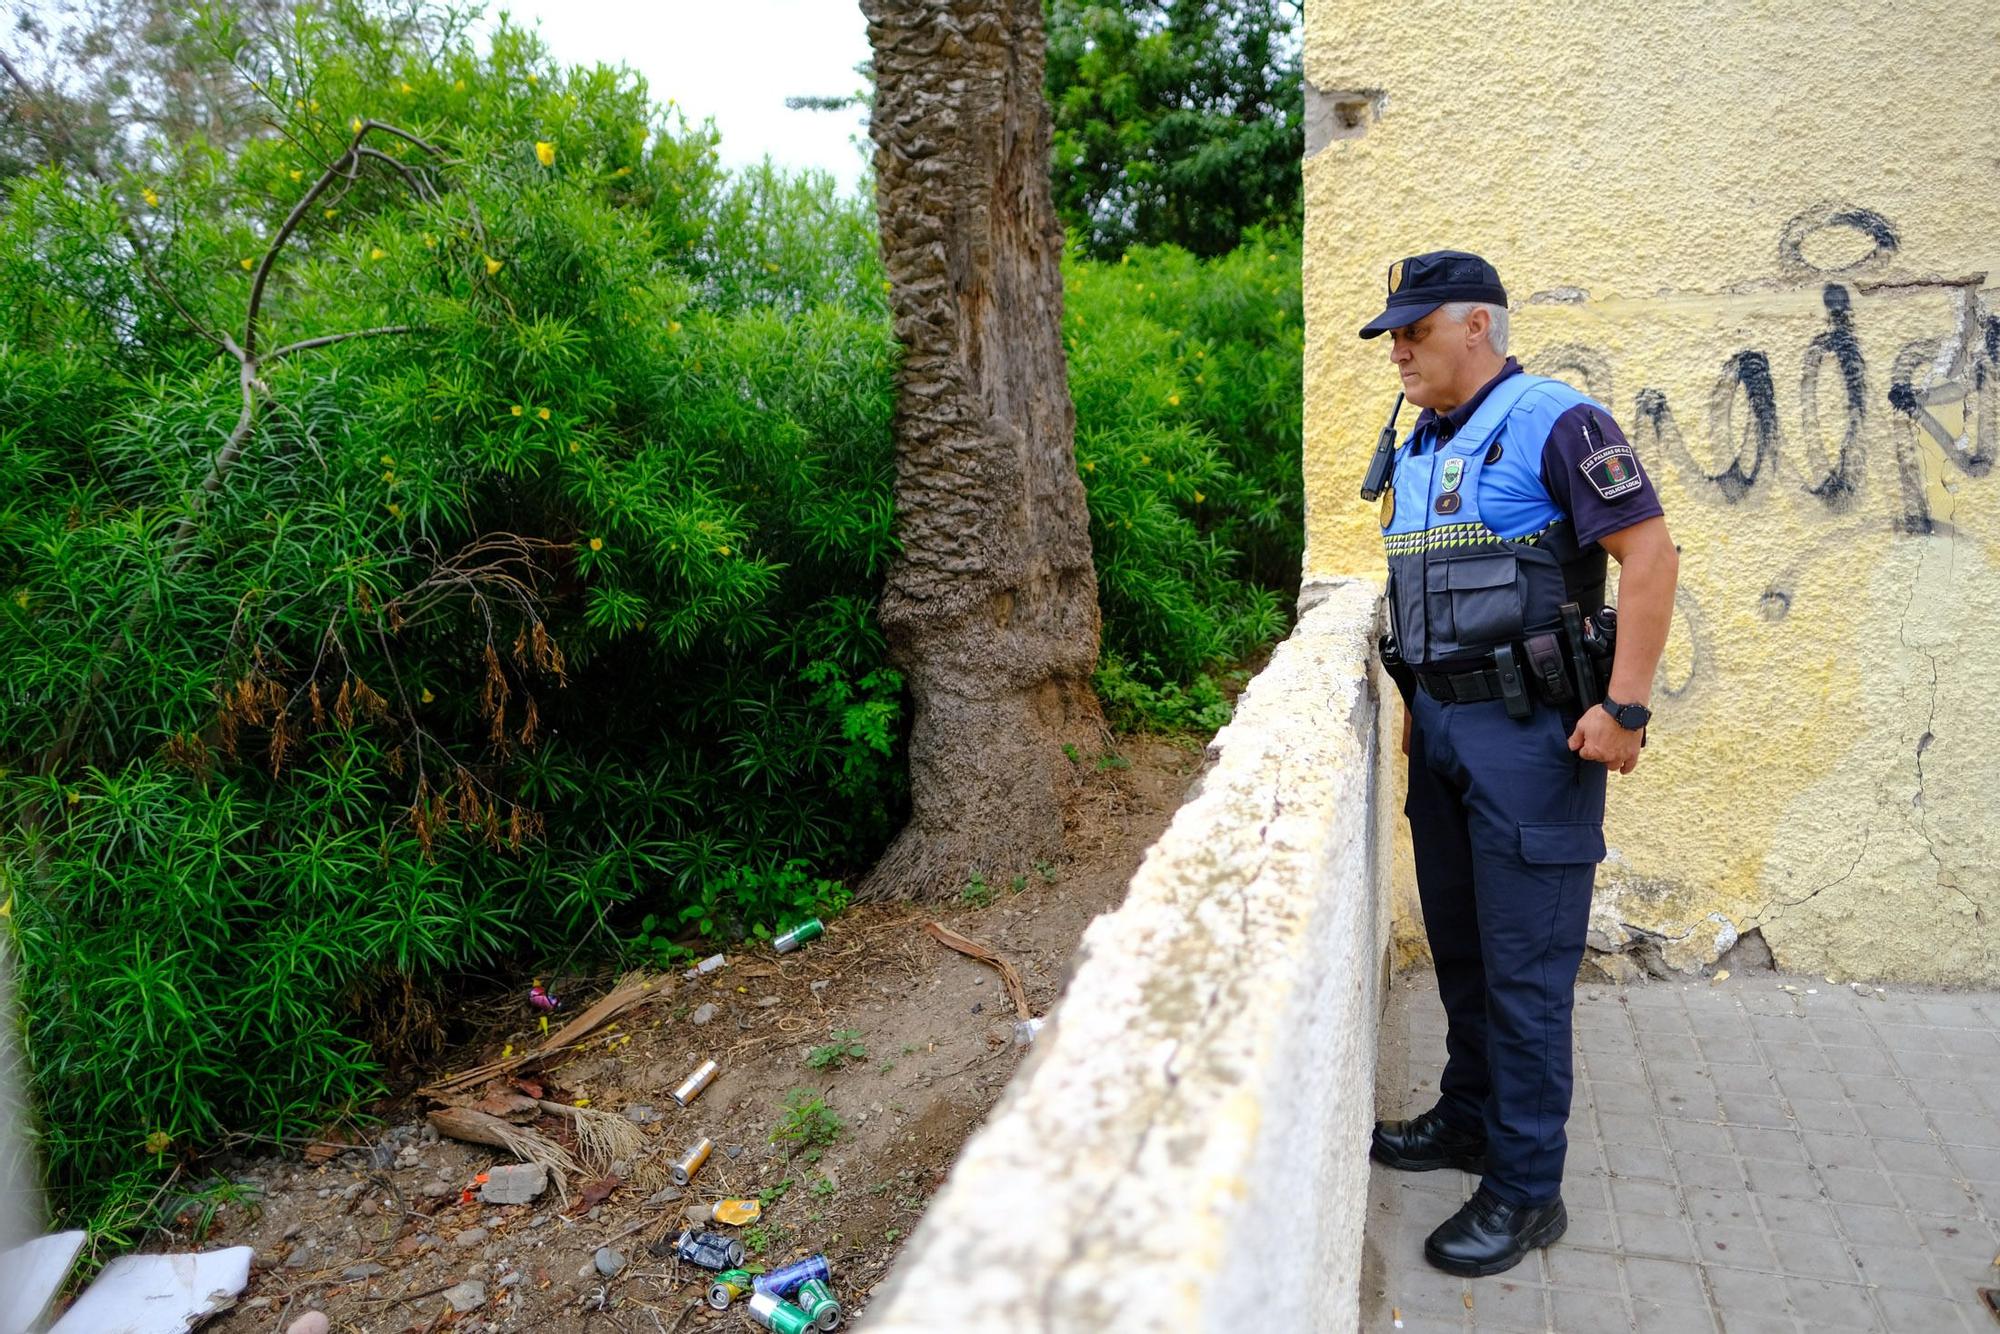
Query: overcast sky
480 2 874 195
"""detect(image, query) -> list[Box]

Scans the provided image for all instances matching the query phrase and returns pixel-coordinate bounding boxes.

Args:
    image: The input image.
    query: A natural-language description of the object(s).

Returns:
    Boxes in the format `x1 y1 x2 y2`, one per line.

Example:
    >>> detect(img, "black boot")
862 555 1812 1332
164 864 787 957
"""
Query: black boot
1369 1107 1487 1173
1423 1185 1567 1277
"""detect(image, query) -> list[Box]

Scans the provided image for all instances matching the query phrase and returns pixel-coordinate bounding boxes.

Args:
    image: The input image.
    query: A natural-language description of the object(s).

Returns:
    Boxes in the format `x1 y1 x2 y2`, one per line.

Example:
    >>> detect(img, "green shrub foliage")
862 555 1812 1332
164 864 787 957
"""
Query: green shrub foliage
0 2 1301 1227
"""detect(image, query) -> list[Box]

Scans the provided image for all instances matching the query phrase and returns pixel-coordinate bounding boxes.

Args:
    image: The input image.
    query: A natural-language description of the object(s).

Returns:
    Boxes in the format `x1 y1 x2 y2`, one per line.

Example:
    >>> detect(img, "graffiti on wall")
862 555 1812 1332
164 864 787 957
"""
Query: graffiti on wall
1524 202 1998 701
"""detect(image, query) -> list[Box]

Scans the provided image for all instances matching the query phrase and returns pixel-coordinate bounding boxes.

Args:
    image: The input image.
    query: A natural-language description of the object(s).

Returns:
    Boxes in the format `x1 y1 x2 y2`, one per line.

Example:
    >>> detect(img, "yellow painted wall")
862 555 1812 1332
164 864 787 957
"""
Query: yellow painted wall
1304 1 2000 983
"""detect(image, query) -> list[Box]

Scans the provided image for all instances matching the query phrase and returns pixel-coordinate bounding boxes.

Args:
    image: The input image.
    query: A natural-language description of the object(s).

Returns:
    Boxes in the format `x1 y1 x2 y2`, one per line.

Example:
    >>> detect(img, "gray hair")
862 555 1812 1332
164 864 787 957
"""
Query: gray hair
1438 300 1510 357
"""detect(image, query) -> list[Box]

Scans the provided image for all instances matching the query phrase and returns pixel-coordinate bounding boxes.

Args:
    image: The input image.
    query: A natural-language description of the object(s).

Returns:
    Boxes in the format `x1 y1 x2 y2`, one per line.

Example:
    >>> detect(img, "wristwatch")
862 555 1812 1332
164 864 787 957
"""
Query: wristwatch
1603 696 1652 731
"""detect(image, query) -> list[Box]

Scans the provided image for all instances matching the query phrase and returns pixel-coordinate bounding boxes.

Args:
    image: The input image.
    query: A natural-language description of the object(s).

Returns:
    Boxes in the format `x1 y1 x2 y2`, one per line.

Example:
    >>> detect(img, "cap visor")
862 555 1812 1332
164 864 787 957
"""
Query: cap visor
1357 301 1442 339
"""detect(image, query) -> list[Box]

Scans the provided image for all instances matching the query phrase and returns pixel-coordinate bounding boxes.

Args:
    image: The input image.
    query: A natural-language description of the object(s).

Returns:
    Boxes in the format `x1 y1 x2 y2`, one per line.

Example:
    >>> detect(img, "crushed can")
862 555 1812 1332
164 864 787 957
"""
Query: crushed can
795 1276 843 1330
754 1253 831 1297
771 918 824 953
706 1268 754 1310
748 1291 815 1334
675 1228 747 1272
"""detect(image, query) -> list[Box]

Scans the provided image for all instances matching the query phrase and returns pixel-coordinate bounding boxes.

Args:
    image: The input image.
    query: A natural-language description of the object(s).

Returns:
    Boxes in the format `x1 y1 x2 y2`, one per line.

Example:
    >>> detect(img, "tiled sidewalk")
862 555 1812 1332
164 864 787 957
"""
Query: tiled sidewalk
1363 970 2000 1333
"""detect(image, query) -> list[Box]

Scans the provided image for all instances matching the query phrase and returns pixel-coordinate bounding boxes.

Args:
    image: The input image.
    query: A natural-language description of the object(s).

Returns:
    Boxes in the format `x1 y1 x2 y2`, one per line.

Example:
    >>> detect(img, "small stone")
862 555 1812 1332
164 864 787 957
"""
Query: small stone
454 1227 490 1248
285 1315 331 1334
371 1142 396 1170
683 1203 712 1224
340 1180 367 1202
342 1262 387 1281
422 1180 454 1198
809 979 829 996
970 1002 983 1014
284 1245 314 1269
480 1162 549 1206
623 1104 657 1124
690 1004 717 1026
315 1188 331 1200
530 1214 551 1229
724 1144 744 1160
755 995 782 1008
595 1246 626 1278
645 1185 683 1208
395 1145 423 1170
282 1221 306 1241
442 1280 487 1313
499 1271 523 1288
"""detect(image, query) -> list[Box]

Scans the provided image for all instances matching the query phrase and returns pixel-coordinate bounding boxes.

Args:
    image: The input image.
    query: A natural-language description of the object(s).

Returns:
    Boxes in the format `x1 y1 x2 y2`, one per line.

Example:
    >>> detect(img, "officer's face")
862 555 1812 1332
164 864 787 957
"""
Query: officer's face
1387 310 1480 411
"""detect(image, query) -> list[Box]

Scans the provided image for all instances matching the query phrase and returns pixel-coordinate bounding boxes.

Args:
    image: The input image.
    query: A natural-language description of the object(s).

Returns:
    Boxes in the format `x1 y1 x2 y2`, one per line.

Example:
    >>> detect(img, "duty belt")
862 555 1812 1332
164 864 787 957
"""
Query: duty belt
1416 665 1511 705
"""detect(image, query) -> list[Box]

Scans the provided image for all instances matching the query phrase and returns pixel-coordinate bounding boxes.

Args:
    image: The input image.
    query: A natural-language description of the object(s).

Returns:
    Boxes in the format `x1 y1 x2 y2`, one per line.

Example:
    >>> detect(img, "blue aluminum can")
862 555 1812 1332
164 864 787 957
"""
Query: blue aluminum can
753 1253 831 1298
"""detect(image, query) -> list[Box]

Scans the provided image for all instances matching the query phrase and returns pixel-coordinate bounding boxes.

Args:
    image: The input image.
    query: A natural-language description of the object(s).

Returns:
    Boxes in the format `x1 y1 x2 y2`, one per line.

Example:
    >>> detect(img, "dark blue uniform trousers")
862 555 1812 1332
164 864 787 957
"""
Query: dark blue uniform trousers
1406 687 1607 1206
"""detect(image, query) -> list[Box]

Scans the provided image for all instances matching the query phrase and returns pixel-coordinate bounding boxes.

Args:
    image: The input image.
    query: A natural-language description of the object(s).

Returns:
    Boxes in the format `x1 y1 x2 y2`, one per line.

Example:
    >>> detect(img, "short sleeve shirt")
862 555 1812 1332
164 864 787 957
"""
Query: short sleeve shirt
1410 358 1663 547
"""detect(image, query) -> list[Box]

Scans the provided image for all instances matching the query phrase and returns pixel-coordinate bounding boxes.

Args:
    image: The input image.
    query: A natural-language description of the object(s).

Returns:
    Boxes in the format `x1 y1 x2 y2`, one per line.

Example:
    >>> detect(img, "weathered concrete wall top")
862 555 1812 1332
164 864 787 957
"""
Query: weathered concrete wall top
864 580 1387 1331
1302 0 2000 983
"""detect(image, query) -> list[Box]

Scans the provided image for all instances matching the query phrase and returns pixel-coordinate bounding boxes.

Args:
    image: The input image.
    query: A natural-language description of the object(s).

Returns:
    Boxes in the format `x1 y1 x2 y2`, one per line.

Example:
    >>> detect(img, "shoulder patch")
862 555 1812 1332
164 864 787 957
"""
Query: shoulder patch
1581 441 1645 500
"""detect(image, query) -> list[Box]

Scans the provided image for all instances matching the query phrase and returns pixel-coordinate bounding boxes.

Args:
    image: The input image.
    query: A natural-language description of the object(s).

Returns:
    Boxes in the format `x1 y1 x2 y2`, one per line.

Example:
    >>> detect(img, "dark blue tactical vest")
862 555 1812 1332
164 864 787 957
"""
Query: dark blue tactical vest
1381 373 1608 666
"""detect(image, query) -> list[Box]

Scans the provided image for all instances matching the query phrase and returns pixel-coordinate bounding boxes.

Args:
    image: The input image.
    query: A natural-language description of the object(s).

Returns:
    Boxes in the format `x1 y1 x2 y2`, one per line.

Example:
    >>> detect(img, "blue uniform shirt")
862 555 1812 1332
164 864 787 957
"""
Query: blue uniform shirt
1406 358 1663 547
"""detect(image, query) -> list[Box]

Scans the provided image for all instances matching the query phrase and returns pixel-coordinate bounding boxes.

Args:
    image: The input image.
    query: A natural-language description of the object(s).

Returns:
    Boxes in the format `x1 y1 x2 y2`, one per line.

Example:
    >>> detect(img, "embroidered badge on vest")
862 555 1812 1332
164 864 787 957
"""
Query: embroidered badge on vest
1581 442 1644 499
1440 457 1464 492
1435 492 1462 514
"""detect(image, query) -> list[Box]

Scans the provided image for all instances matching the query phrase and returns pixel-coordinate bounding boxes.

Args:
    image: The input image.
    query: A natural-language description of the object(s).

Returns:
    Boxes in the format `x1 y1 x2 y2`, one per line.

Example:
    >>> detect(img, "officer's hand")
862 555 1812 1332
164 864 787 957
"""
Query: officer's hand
1569 705 1643 775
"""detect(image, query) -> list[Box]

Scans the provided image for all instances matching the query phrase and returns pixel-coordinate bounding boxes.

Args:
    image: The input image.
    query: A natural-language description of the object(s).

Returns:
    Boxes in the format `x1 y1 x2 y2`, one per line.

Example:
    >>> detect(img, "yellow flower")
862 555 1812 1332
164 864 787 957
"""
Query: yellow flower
142 187 159 207
1194 491 1205 504
537 407 551 421
400 81 413 95
613 165 632 177
239 258 255 271
718 545 731 556
526 73 539 85
453 79 466 92
668 320 682 333
588 537 603 551
485 254 503 275
421 687 435 703
567 440 581 454
1168 394 1181 406
145 1131 171 1156
0 892 10 919
1121 253 1129 264
380 455 394 466
64 790 79 806
535 141 556 167
1139 454 1151 465
500 1042 512 1059
510 404 523 417
381 469 396 482
386 502 403 518
290 169 303 182
350 116 363 134
573 1096 588 1107
370 247 387 261
423 232 437 249
1083 460 1096 472
1166 471 1176 484
324 207 337 220
11 591 25 609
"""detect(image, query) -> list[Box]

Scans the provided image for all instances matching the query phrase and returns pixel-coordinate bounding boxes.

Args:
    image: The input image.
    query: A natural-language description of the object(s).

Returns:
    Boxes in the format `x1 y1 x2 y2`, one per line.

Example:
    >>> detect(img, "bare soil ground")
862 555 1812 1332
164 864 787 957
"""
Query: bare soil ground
178 735 1200 1334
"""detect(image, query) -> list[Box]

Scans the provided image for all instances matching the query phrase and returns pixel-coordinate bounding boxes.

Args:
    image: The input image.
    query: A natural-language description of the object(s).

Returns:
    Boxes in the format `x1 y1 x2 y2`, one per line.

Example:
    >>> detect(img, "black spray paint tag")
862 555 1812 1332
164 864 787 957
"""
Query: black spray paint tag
1581 442 1645 499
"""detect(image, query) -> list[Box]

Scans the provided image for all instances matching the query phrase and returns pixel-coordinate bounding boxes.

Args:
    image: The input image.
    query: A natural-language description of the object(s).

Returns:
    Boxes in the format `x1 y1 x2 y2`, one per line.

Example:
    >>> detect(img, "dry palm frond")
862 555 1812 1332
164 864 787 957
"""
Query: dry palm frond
535 1100 652 1181
427 1106 579 1206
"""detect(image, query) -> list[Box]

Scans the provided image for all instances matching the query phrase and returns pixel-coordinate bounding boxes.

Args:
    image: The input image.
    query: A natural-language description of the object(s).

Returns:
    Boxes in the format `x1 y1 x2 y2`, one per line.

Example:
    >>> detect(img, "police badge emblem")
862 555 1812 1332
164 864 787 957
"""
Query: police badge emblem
1440 457 1464 492
1388 259 1405 293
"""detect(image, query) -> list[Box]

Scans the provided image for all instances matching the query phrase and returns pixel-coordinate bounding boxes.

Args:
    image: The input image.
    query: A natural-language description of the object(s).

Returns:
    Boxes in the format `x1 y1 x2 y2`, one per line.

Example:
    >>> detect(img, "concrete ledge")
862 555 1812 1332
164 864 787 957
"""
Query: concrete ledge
865 579 1388 1332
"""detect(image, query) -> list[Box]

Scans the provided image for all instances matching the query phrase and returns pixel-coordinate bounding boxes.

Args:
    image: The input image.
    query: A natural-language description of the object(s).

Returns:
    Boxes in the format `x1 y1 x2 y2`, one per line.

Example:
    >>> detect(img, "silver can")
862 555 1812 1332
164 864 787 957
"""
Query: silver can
671 1136 713 1186
670 1058 719 1107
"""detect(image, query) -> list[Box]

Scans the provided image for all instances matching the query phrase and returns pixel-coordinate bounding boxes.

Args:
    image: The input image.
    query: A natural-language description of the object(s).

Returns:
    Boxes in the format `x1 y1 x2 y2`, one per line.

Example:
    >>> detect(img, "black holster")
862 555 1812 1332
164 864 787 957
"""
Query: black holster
1378 633 1416 707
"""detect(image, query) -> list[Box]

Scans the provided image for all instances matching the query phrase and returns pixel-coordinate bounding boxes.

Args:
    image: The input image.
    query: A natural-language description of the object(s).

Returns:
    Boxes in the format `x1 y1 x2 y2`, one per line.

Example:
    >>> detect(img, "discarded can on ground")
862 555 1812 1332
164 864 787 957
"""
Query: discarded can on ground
754 1253 831 1297
671 1058 719 1107
772 919 824 954
683 952 727 980
675 1229 746 1271
747 1291 815 1334
711 1196 761 1225
795 1277 843 1330
706 1269 754 1310
670 1136 713 1186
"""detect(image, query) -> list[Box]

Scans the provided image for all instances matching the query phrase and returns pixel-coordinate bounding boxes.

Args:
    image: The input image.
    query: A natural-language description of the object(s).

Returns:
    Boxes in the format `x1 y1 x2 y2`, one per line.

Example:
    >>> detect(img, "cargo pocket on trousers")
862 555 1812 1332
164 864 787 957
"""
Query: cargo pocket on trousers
1518 821 1606 865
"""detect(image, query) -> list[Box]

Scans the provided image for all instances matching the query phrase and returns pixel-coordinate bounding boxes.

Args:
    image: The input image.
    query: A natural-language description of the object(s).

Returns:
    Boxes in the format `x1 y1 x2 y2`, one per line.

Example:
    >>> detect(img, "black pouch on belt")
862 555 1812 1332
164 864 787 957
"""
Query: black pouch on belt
1523 632 1573 706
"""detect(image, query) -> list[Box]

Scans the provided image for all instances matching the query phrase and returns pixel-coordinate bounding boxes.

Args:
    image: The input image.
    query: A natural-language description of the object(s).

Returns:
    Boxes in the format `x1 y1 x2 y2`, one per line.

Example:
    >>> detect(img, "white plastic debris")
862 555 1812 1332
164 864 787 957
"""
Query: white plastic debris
0 1230 87 1334
47 1246 253 1333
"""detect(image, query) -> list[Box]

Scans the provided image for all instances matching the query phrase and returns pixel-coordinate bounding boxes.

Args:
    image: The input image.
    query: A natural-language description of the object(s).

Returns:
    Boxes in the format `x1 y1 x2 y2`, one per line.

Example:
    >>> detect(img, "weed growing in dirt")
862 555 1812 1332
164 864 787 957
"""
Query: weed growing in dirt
1094 750 1133 772
1034 859 1058 884
771 1089 845 1158
810 1175 837 1198
805 1030 866 1071
960 873 993 908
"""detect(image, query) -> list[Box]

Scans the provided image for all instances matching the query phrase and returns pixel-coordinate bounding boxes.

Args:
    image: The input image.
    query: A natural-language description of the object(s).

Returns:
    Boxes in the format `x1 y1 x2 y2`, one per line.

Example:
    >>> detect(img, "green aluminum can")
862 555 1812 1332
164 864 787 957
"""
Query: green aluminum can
772 918 825 954
796 1277 843 1330
707 1269 753 1310
747 1290 815 1334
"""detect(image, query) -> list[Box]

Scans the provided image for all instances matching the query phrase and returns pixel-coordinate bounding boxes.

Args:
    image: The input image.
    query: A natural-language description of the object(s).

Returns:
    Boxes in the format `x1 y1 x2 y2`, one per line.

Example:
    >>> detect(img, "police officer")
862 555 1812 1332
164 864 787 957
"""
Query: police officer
1358 251 1680 1276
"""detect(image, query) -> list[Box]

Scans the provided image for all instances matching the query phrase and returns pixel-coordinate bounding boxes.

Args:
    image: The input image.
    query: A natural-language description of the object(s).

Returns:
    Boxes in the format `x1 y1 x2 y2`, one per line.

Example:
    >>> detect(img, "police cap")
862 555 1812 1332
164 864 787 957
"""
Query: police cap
1357 250 1508 338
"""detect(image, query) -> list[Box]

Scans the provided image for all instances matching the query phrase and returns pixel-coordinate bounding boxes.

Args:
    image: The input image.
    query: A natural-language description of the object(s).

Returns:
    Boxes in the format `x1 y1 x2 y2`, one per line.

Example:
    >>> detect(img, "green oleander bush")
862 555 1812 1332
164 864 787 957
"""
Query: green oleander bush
0 0 1300 1234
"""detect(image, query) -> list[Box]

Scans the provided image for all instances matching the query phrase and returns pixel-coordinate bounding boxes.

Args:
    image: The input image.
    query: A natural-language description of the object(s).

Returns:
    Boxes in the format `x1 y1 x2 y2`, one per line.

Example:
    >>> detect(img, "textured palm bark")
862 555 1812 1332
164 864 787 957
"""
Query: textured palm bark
860 0 1107 900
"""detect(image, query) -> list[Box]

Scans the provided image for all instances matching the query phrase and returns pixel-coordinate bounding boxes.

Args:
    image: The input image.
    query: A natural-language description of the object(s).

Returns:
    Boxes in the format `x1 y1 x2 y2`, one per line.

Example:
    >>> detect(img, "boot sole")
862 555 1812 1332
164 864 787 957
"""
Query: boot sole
1423 1207 1568 1278
1368 1141 1486 1174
